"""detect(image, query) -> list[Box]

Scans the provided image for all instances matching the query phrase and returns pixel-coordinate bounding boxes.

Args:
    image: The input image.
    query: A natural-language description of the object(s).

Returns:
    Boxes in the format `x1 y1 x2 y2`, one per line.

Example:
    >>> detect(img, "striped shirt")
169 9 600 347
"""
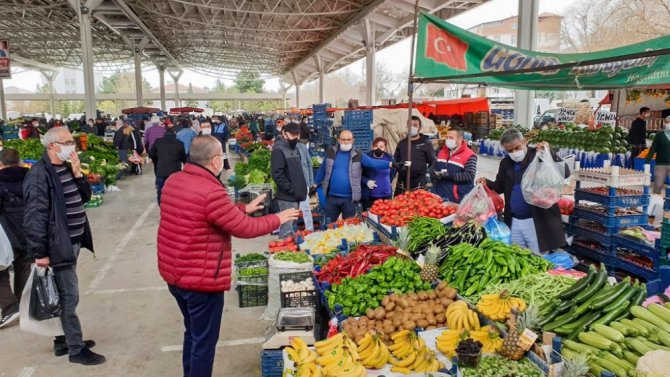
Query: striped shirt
54 165 86 244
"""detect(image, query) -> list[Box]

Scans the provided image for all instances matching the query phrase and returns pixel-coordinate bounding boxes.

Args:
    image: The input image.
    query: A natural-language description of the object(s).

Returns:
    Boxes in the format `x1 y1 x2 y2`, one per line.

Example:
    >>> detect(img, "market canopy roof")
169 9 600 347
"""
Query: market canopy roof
3 0 488 82
414 13 670 90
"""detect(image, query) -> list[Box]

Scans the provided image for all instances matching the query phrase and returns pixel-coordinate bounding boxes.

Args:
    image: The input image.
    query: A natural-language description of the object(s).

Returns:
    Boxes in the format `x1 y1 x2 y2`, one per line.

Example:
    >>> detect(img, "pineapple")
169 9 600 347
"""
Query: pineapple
395 228 412 259
500 305 540 361
562 354 590 377
420 243 440 282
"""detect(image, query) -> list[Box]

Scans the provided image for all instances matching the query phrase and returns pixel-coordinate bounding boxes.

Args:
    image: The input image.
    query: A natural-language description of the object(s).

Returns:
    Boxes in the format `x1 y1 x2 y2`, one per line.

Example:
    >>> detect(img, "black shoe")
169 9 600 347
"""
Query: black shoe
54 339 97 357
0 308 19 329
69 347 106 365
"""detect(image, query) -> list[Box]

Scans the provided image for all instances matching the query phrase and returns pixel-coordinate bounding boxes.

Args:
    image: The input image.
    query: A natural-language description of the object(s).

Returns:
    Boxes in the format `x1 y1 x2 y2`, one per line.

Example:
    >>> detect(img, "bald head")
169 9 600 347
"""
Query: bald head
190 135 222 166
339 130 354 143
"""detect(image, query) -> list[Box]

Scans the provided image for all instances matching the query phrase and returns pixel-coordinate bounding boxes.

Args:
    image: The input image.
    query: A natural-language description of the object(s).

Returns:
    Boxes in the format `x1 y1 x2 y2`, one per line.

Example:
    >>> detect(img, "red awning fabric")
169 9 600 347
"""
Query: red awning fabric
121 107 161 115
414 98 490 116
599 93 612 105
169 107 204 114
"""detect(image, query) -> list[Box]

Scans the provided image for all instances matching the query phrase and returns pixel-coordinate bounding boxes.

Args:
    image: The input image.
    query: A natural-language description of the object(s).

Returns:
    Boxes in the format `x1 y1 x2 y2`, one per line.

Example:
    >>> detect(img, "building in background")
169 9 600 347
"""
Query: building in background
468 12 562 52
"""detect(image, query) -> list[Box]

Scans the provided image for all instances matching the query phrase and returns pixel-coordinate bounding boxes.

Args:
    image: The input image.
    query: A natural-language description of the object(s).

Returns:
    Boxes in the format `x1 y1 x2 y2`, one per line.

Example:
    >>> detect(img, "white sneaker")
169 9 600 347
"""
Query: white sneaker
0 309 19 329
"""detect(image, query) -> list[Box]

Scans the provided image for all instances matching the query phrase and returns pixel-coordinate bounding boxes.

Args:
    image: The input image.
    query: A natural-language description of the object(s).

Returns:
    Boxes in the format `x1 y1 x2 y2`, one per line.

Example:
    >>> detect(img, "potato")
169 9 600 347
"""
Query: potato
382 324 395 334
433 304 445 315
436 313 446 324
374 307 386 320
358 317 368 326
428 291 437 300
445 287 457 300
403 321 417 330
437 282 448 291
366 308 376 319
389 293 399 302
383 319 393 328
410 313 423 321
412 306 423 314
386 301 396 312
397 298 408 309
418 292 429 301
440 298 454 307
416 319 430 328
427 314 437 326
355 334 365 343
381 296 390 307
402 313 411 322
408 292 418 301
423 307 434 315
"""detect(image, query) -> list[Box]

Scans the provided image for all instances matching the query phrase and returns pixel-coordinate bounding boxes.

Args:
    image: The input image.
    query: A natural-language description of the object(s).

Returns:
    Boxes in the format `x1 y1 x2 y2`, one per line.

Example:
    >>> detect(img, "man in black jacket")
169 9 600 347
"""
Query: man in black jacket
149 129 187 205
394 116 436 195
628 107 650 163
0 149 30 329
23 128 105 365
271 123 307 238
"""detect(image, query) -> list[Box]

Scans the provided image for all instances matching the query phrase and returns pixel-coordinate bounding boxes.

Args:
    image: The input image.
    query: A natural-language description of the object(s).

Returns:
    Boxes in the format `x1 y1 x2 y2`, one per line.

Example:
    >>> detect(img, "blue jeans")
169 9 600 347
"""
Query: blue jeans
511 218 540 255
277 200 299 238
325 196 358 223
156 176 168 205
168 285 224 377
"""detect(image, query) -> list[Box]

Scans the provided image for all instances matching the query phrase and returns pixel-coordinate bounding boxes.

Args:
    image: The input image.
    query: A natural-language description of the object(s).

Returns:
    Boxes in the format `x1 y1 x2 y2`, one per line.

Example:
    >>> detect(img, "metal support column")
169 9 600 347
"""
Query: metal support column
134 49 143 107
281 83 287 109
41 70 58 118
291 71 301 109
71 0 98 120
168 70 183 108
0 79 6 121
158 64 166 110
362 19 376 107
514 0 539 127
314 55 325 104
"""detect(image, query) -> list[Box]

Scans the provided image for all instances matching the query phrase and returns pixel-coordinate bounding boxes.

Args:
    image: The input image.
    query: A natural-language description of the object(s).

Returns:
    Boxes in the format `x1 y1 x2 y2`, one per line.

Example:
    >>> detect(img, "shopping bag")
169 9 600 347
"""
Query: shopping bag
20 266 64 336
453 183 496 226
521 148 565 209
484 185 504 213
29 266 62 321
484 216 512 244
0 225 12 271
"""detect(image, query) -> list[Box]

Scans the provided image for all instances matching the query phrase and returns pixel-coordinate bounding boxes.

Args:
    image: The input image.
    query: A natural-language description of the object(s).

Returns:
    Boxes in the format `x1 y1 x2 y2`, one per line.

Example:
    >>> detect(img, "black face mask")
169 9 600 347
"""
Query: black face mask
373 148 384 158
288 139 298 149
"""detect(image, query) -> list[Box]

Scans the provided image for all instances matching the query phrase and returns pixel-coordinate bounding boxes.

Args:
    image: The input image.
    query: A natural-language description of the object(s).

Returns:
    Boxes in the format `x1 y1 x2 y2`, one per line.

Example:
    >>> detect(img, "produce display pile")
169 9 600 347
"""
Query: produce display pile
301 224 374 255
369 189 456 227
233 147 272 190
273 251 312 264
268 236 300 253
409 221 487 260
467 272 577 308
314 244 397 285
533 125 630 154
459 355 544 377
323 257 431 317
439 240 553 296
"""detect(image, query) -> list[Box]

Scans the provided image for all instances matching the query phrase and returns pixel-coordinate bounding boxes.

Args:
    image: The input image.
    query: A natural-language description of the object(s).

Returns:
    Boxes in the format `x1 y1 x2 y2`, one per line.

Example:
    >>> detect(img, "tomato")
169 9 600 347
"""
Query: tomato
285 236 294 243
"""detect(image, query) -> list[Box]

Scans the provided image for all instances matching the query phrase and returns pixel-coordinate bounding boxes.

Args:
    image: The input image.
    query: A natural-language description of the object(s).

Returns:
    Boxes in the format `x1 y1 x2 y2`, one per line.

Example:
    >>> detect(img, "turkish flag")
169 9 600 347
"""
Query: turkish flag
425 23 469 71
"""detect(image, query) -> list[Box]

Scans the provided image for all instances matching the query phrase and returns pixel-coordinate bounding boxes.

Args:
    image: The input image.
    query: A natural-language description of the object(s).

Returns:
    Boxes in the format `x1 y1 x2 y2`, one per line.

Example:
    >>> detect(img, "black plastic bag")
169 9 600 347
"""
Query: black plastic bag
29 267 61 321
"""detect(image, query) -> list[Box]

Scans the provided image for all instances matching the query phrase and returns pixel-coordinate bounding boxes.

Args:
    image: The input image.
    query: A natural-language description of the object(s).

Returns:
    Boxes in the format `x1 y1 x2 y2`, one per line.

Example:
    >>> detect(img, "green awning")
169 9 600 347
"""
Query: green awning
414 13 670 90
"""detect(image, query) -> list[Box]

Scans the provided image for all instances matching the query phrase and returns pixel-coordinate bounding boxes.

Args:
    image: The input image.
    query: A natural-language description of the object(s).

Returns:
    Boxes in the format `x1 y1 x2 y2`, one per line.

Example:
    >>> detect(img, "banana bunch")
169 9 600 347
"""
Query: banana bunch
435 328 465 358
356 332 390 369
469 326 504 354
476 290 527 321
295 363 321 377
388 330 443 373
286 338 320 377
446 300 481 331
314 333 366 377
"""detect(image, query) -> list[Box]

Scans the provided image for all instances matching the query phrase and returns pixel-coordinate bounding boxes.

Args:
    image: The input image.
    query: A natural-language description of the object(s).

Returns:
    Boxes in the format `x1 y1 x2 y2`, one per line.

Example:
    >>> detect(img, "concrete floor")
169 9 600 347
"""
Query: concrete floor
0 155 502 377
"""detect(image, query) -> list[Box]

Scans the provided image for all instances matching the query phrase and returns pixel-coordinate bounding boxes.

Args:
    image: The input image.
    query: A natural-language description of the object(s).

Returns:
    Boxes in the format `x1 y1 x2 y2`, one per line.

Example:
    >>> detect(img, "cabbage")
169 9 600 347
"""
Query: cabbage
248 169 268 184
636 350 670 377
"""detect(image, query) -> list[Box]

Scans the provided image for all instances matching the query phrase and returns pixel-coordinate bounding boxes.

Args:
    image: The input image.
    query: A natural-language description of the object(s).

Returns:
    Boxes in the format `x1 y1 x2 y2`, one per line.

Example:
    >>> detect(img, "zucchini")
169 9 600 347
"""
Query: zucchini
589 362 607 377
602 284 635 312
559 265 596 300
574 265 607 304
632 317 659 333
591 304 628 327
560 347 580 360
631 285 647 306
603 298 630 314
590 277 630 309
647 303 670 324
578 331 614 351
665 302 670 310
556 299 573 314
592 324 625 343
539 301 558 317
563 339 602 355
639 337 670 352
576 291 601 316
609 321 638 336
544 306 578 332
657 328 670 347
539 310 559 327
630 305 670 332
628 338 653 355
622 350 640 365
621 318 649 337
562 310 601 332
591 356 628 377
602 352 635 374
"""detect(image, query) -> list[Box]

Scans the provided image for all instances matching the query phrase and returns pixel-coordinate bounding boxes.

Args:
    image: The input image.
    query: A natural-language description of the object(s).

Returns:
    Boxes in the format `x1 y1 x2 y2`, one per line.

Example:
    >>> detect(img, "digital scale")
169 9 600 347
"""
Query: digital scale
262 308 316 349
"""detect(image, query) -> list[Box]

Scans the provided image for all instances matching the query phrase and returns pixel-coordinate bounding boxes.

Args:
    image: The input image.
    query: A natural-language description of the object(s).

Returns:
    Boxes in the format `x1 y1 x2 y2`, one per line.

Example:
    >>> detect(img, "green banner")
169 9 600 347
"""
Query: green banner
415 13 670 90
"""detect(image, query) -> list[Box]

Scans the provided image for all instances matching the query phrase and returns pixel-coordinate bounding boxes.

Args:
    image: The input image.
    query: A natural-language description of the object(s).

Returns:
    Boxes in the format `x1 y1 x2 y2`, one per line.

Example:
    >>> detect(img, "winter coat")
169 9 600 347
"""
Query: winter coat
485 147 570 252
296 143 314 187
149 134 187 177
433 141 477 203
362 151 395 199
157 163 280 292
394 135 436 178
144 125 166 153
23 153 94 266
0 166 29 249
271 139 308 202
114 126 143 154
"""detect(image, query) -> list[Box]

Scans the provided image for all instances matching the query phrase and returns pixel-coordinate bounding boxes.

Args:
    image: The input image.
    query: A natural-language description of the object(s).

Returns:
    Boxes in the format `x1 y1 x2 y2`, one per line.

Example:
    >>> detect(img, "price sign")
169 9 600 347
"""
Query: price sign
556 108 577 123
596 111 617 126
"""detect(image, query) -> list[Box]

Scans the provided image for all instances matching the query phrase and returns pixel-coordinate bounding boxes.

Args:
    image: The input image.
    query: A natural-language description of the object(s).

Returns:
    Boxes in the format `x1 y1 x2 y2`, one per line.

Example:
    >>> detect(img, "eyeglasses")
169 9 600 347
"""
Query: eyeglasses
56 141 76 146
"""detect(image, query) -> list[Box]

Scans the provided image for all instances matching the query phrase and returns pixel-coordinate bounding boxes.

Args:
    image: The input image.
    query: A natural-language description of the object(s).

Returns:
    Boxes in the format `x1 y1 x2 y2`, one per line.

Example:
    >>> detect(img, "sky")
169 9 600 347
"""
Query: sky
3 0 574 93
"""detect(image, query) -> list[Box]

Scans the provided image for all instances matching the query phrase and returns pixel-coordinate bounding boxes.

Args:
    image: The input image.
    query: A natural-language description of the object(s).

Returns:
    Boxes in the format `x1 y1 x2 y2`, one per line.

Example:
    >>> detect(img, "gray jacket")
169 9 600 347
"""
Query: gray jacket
296 143 314 187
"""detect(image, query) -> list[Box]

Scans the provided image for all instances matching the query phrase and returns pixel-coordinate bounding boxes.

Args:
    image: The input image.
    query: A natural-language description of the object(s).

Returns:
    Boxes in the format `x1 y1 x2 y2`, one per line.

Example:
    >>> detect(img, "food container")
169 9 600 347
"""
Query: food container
456 348 482 368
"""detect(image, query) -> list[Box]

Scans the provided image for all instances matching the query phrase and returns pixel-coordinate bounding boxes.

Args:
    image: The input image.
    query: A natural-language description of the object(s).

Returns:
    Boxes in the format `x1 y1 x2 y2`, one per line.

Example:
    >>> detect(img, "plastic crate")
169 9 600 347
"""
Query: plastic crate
568 223 614 246
343 110 372 121
566 243 612 263
662 220 670 249
280 290 318 309
91 183 105 195
234 254 269 270
572 208 648 228
237 284 268 308
615 257 658 281
574 167 650 187
614 236 659 259
574 189 649 207
261 349 283 377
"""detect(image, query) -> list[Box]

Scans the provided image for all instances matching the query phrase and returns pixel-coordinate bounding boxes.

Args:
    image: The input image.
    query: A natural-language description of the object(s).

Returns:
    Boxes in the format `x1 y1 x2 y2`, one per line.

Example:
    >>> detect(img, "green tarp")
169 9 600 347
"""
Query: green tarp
414 13 670 90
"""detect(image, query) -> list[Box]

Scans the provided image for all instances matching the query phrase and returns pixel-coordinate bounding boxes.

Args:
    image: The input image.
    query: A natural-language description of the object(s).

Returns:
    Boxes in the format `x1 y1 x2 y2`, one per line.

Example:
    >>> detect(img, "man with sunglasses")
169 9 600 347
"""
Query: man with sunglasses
23 127 104 365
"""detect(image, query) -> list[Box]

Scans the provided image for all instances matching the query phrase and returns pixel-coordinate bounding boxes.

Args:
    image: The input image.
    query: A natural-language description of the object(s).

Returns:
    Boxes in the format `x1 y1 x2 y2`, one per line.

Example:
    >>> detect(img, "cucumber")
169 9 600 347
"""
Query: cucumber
632 317 659 333
631 285 647 306
657 328 670 347
591 356 628 377
602 352 635 374
621 318 649 336
576 291 601 316
622 350 640 365
544 306 578 332
592 324 625 343
603 298 630 314
555 299 573 314
631 305 670 332
647 303 670 324
578 331 614 351
559 265 596 300
665 302 670 310
561 310 601 332
539 301 558 317
539 310 559 327
591 304 628 327
590 278 630 309
609 321 638 336
601 285 635 312
628 338 653 355
574 266 607 304
639 337 670 352
563 339 602 355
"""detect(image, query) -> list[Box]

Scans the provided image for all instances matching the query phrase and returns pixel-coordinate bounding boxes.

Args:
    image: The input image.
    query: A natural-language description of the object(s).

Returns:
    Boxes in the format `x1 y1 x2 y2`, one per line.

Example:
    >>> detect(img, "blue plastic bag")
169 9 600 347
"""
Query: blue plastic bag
543 250 575 269
484 216 512 245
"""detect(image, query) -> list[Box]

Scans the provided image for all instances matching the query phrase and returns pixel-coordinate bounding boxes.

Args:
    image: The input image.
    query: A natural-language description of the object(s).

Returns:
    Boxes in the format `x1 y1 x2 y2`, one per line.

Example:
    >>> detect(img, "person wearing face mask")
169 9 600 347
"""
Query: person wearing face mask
84 119 95 134
274 118 285 141
158 135 300 377
628 107 651 163
144 115 165 159
315 130 397 222
361 137 396 211
393 116 437 195
23 127 104 365
270 123 308 238
177 119 200 155
646 116 670 195
432 127 477 203
478 128 570 255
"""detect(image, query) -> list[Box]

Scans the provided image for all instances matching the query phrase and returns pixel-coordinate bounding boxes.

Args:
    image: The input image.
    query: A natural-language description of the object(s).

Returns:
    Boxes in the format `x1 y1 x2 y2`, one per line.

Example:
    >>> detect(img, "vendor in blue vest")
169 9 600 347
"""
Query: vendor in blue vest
432 127 477 203
361 137 396 211
316 130 397 222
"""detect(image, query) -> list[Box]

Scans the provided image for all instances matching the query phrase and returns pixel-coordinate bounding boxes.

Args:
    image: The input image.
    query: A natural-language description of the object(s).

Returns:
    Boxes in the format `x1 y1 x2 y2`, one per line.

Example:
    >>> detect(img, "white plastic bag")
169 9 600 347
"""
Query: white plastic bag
521 148 565 209
261 255 313 321
20 265 64 337
0 225 13 271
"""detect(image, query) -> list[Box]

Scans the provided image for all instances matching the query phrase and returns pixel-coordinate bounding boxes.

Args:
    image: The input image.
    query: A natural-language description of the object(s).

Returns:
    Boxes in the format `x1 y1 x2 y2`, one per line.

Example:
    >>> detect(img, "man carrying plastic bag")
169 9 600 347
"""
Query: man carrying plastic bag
478 128 570 255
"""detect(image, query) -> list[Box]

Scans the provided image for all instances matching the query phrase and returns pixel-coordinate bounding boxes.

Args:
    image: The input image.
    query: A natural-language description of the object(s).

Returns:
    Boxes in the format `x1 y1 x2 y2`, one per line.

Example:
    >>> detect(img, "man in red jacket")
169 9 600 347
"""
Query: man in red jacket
158 135 299 377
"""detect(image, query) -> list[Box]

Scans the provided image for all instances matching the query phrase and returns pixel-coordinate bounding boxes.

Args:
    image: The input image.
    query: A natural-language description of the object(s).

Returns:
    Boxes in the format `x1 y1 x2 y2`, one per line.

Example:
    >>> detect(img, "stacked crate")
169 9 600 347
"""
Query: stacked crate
342 109 373 152
311 104 333 147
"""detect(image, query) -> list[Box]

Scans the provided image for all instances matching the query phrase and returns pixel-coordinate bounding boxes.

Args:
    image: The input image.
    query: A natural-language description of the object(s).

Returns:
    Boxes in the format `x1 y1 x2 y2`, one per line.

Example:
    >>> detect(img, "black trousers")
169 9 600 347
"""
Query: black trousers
0 247 31 315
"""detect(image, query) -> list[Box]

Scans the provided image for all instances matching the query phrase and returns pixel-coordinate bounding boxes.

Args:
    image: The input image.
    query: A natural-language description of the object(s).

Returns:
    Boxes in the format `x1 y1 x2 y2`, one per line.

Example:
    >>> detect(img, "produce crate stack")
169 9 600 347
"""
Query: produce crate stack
1 124 19 140
342 109 373 152
566 162 670 294
311 104 333 148
235 254 269 308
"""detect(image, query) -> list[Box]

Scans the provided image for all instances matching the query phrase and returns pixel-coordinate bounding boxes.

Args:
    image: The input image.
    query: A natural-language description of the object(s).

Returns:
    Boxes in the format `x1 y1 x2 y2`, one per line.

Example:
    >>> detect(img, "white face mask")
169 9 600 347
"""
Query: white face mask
340 143 353 152
509 148 526 162
410 127 419 137
201 128 212 135
446 139 458 150
665 123 670 132
57 145 76 162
